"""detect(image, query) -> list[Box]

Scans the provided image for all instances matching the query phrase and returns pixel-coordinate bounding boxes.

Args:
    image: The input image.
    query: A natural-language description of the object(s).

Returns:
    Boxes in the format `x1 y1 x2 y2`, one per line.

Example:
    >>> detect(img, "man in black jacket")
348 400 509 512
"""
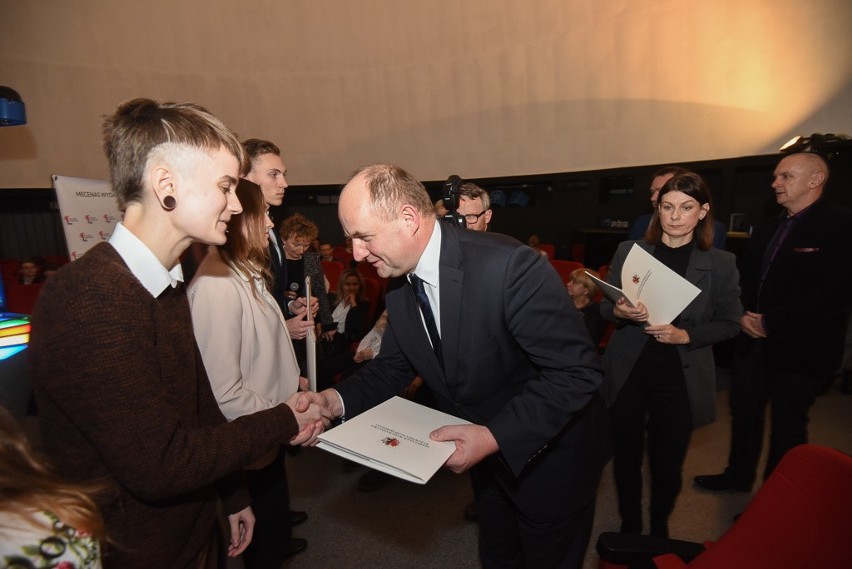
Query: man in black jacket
696 152 852 492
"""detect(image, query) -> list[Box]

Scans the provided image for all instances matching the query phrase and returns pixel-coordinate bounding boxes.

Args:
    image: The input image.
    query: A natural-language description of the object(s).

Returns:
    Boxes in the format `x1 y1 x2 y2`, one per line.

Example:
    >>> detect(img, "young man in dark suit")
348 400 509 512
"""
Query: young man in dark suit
314 164 609 568
695 152 852 491
241 138 311 561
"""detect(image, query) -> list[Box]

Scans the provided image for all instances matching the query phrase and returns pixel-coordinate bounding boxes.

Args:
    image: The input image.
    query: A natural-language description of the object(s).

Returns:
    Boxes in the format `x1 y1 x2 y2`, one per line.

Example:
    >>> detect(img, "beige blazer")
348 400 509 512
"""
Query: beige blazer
188 249 300 422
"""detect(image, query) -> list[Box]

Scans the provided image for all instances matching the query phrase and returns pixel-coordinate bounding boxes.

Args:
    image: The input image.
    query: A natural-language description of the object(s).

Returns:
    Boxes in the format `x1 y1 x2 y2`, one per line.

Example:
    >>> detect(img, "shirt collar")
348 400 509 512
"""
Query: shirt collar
109 222 184 298
410 221 442 288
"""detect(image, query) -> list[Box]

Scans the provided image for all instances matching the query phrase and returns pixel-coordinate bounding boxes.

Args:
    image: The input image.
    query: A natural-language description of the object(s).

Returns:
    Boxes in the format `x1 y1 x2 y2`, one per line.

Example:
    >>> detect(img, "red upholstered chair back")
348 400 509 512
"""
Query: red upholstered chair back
653 444 852 569
321 261 345 296
550 260 584 285
6 283 44 315
538 243 556 259
1 259 21 292
332 247 354 267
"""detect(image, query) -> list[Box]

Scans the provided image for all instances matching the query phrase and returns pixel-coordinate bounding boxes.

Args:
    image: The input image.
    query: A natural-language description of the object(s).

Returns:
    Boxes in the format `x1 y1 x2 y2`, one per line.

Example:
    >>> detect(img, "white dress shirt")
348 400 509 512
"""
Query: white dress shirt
409 221 443 337
109 222 183 298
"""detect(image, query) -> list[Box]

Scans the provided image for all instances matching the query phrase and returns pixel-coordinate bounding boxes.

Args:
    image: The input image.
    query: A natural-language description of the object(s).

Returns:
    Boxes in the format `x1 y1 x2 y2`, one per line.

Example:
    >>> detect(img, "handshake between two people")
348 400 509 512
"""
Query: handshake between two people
284 383 344 447
284 381 500 474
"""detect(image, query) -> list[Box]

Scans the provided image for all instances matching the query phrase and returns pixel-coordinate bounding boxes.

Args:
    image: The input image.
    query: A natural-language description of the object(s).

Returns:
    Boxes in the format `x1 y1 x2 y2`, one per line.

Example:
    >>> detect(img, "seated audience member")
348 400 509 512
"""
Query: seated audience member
527 234 549 257
317 270 371 390
318 242 336 263
29 98 328 569
0 406 104 568
188 179 311 565
18 257 45 285
566 268 606 346
352 309 388 367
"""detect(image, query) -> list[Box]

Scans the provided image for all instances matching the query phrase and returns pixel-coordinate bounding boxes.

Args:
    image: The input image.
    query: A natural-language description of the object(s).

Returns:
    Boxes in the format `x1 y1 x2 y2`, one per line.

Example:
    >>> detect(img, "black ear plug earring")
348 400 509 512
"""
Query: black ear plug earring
162 196 177 211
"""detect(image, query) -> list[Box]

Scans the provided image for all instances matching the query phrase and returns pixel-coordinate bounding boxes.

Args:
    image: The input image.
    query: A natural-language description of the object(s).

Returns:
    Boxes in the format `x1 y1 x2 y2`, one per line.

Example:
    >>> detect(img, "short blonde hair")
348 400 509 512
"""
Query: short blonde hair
570 268 598 299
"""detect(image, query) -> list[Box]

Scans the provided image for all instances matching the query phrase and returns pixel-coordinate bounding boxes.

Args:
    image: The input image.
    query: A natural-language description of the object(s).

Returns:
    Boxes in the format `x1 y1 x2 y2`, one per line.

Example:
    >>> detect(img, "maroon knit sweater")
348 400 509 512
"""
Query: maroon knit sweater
30 243 299 568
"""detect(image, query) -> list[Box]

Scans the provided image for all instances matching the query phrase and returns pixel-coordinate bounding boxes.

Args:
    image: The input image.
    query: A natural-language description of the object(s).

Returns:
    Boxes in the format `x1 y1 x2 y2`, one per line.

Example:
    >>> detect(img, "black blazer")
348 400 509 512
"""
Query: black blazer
336 224 609 513
738 198 852 376
267 230 289 315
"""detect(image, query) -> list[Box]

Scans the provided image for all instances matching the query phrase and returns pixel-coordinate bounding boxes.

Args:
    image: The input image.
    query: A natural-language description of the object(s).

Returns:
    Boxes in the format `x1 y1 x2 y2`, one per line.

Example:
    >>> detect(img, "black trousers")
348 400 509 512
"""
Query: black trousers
242 446 292 569
724 338 819 486
610 356 692 537
471 462 596 569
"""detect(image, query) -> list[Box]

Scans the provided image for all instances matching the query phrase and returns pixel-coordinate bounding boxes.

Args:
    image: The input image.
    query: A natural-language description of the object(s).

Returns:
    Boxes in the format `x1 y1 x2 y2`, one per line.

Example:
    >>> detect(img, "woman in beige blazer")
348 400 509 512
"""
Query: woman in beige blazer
188 179 308 567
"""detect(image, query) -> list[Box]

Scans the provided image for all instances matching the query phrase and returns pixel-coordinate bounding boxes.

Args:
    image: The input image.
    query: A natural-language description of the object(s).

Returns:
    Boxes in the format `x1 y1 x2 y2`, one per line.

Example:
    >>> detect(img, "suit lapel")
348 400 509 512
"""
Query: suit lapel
438 229 464 391
685 247 712 289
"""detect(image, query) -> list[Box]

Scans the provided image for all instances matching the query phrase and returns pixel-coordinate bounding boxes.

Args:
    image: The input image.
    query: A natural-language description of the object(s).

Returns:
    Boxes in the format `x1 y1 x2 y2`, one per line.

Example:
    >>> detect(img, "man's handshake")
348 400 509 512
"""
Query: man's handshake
284 388 345 446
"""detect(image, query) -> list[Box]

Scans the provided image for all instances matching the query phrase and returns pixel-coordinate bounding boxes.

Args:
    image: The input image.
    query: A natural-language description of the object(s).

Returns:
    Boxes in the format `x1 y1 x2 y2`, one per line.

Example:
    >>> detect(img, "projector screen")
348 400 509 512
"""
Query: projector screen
1 0 850 188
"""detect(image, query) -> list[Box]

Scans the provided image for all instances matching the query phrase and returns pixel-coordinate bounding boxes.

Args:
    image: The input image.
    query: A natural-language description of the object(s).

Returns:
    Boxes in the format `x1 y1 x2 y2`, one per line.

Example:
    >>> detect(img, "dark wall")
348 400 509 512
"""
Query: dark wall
5 151 850 269
278 153 790 265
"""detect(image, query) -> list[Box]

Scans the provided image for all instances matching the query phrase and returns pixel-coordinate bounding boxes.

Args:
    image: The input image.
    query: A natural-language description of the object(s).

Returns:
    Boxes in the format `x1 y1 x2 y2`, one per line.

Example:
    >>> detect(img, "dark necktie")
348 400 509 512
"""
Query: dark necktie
410 273 442 364
757 214 796 310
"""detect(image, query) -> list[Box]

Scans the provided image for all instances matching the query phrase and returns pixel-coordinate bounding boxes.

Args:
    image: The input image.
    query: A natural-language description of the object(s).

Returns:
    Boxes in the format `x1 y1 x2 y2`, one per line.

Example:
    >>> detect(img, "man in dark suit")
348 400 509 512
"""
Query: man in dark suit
695 152 852 492
243 139 315 340
316 165 609 568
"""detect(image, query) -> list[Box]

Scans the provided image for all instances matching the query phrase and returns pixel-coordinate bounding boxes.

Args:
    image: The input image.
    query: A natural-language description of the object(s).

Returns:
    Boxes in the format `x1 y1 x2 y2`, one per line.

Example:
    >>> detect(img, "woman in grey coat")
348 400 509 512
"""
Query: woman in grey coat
601 172 742 538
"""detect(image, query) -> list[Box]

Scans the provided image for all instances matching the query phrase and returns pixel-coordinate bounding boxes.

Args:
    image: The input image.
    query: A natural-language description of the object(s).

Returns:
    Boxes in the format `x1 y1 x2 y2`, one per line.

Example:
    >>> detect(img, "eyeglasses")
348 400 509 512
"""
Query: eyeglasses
463 210 488 224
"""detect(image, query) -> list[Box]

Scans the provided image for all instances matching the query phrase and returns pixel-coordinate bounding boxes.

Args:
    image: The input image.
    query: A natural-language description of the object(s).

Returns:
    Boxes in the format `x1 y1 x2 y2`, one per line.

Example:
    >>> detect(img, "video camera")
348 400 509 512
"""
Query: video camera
440 174 467 228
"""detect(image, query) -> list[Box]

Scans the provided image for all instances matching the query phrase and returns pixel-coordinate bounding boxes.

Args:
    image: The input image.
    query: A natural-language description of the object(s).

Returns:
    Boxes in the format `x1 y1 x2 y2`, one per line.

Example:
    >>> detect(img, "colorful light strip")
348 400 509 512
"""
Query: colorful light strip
0 314 30 361
0 323 30 338
0 346 27 360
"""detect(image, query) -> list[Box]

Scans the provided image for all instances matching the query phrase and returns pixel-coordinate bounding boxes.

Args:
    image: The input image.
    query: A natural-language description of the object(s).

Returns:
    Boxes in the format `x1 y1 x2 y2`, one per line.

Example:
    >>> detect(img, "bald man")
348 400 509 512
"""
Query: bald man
320 165 608 568
695 152 852 492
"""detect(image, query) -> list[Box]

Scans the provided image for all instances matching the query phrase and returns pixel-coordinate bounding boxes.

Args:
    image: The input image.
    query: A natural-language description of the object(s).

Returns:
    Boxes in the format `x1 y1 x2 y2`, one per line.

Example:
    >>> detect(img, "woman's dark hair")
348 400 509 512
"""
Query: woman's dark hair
646 172 714 251
218 179 273 300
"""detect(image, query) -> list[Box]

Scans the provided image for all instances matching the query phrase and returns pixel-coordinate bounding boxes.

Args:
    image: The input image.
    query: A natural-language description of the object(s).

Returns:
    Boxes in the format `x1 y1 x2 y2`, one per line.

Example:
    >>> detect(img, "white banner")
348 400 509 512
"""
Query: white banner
52 175 122 260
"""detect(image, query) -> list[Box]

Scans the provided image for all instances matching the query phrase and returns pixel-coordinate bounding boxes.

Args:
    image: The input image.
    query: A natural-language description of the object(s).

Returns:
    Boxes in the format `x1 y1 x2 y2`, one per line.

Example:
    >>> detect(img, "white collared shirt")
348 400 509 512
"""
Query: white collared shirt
109 222 184 298
409 221 443 337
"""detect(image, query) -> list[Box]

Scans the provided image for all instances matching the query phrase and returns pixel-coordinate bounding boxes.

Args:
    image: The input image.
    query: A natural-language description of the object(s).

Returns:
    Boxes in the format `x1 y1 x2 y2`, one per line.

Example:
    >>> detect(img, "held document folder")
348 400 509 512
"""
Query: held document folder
316 396 470 484
586 243 701 325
